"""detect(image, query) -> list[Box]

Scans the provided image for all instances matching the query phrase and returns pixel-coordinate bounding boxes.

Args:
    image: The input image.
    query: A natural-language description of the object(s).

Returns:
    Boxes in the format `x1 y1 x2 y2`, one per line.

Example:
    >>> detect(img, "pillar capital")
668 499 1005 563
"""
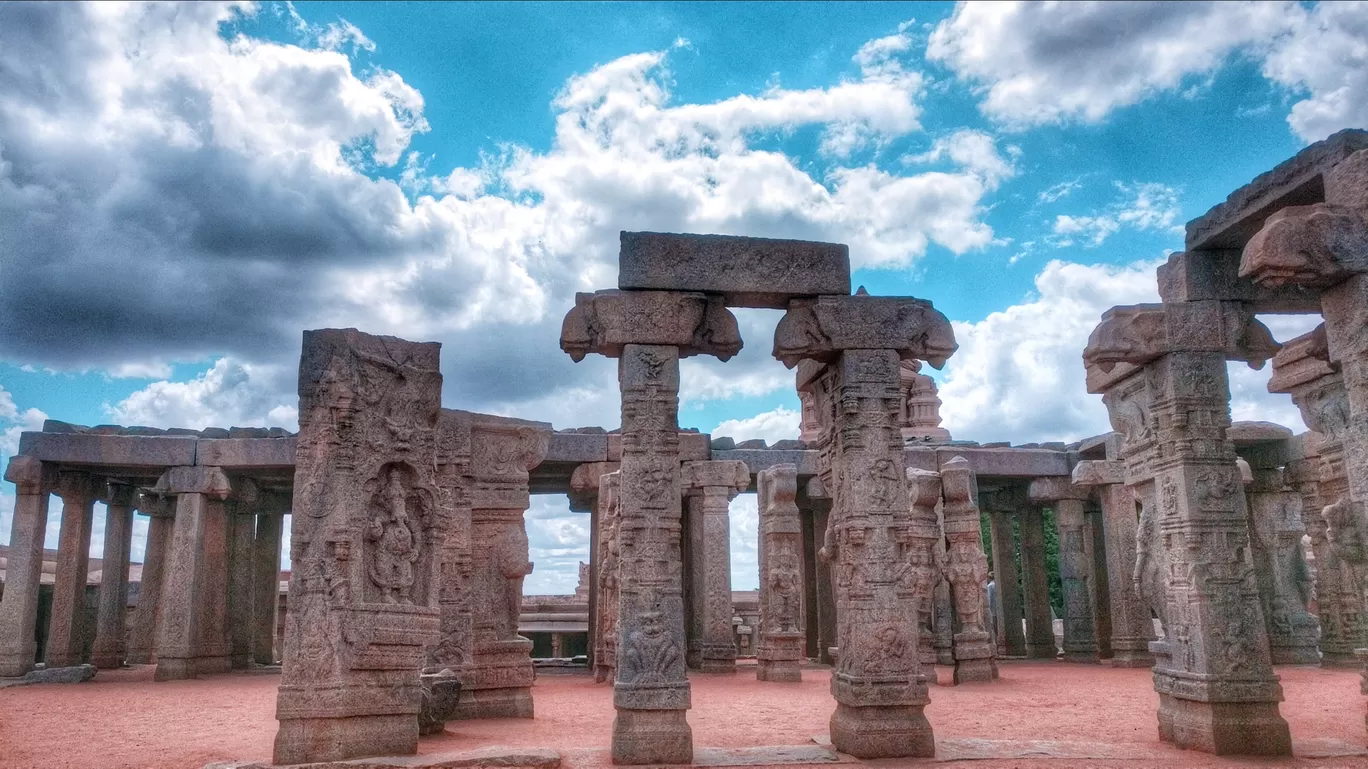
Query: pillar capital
681 459 749 497
54 469 100 503
1027 476 1091 504
104 482 137 507
568 461 619 512
1240 202 1368 290
137 490 176 517
1083 301 1280 375
4 455 50 495
772 294 956 369
560 289 741 362
469 414 550 512
153 466 231 499
1072 459 1124 487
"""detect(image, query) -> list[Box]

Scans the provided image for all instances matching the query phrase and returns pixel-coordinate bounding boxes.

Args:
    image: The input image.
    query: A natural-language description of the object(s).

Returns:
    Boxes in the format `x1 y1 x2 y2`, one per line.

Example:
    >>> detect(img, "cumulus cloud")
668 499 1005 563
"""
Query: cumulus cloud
712 407 801 445
524 495 591 595
1049 182 1183 248
105 357 298 430
0 385 48 551
730 493 759 591
1262 1 1368 142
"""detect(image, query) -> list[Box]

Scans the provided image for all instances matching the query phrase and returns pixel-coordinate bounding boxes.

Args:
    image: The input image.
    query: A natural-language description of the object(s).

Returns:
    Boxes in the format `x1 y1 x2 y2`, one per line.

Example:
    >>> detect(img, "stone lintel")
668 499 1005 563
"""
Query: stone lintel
772 295 956 369
617 231 850 309
1226 421 1295 447
1268 325 1334 394
559 289 742 362
153 466 232 498
1239 203 1368 290
18 431 199 467
1027 476 1090 504
568 461 620 512
1082 302 1279 374
1157 250 1322 312
1071 460 1124 487
1186 128 1368 250
545 432 609 464
196 438 297 468
681 460 749 493
4 455 49 494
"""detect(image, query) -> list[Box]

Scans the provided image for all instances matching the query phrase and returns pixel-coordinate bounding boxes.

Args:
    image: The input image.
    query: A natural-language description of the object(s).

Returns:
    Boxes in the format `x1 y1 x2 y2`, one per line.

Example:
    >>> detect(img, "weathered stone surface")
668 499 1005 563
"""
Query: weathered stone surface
682 461 748 675
1245 467 1320 665
1239 203 1368 289
608 431 711 463
1186 128 1368 250
543 432 609 464
127 495 173 665
47 471 98 669
21 663 96 684
197 437 297 468
0 456 53 676
593 471 621 685
735 439 768 450
898 361 950 443
1082 302 1279 373
773 295 956 369
1226 421 1295 446
274 328 446 765
560 289 741 362
205 746 561 769
940 457 997 682
1071 460 1123 487
617 231 850 308
1018 507 1056 660
17 431 198 467
1156 250 1322 312
92 483 136 669
981 493 1026 659
756 464 804 682
418 670 462 735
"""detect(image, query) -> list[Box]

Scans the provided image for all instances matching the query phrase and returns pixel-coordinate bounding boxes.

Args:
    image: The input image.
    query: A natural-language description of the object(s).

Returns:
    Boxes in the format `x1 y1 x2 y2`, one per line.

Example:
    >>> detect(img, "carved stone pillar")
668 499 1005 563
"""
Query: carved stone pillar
1086 508 1113 660
461 414 550 720
906 469 943 671
196 475 232 676
984 497 1026 657
427 409 473 694
127 492 173 665
153 466 232 681
1085 302 1290 755
800 484 836 666
273 329 446 765
756 463 804 682
1018 506 1055 658
941 457 996 682
91 483 137 669
561 288 743 765
227 479 259 671
1073 460 1155 668
1030 477 1098 663
683 460 748 674
570 461 619 676
0 456 53 676
252 504 285 666
47 471 98 668
1246 465 1320 664
595 470 622 684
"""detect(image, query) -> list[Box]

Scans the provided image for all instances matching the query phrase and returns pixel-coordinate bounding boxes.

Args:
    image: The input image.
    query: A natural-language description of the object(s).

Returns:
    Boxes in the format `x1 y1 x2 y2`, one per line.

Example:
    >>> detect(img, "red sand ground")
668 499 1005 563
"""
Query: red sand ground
1 661 1365 769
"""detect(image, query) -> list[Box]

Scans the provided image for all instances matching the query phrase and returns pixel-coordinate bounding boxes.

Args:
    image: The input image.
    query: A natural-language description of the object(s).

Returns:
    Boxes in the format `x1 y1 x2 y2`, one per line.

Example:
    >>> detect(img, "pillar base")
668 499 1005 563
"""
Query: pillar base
757 659 801 682
154 657 197 681
1156 694 1291 756
274 714 418 765
196 655 231 676
0 646 39 677
1269 646 1321 666
451 686 534 720
829 703 935 759
611 708 692 765
699 658 737 674
1109 650 1155 668
1026 643 1056 659
1063 649 1102 664
90 650 125 670
953 657 996 684
125 649 154 666
1320 651 1362 668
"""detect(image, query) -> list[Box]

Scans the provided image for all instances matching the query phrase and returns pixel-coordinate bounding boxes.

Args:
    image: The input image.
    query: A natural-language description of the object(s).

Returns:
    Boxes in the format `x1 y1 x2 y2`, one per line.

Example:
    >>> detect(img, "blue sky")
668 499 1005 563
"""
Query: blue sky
0 1 1359 592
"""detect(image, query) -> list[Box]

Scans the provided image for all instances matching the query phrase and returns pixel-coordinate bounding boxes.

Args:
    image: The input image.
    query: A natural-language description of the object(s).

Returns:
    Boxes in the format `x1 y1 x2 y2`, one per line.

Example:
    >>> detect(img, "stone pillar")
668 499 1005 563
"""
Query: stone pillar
905 469 943 672
1073 460 1155 668
1086 508 1114 659
1085 301 1291 755
570 461 619 676
551 633 563 657
427 409 474 691
0 456 53 676
1030 478 1098 663
273 329 446 764
46 471 98 668
594 470 622 684
461 413 550 719
802 488 837 667
1246 465 1320 664
1018 507 1055 658
152 466 231 681
127 493 173 665
985 503 1026 657
942 457 997 682
195 477 232 676
226 481 259 671
756 463 804 682
561 287 744 765
252 507 284 666
91 483 137 669
682 460 748 674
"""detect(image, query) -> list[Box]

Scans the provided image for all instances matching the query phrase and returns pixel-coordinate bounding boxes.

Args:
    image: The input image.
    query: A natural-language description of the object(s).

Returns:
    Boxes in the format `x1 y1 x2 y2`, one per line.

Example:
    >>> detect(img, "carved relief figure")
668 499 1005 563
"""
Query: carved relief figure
768 543 802 633
366 466 422 605
620 610 680 684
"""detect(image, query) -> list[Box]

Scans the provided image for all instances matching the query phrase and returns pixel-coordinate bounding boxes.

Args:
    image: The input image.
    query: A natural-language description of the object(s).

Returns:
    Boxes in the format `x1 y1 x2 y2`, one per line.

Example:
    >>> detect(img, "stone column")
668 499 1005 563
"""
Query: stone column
595 470 622 684
127 493 173 665
153 466 231 681
1030 478 1098 663
1246 465 1320 664
252 498 286 666
0 456 53 676
46 471 98 668
226 480 259 670
91 483 136 669
756 463 804 682
942 457 997 682
561 288 743 765
274 328 446 765
774 292 956 760
461 413 550 719
801 486 837 666
427 409 474 690
1270 326 1366 666
1018 506 1055 658
905 469 943 672
683 460 748 674
1086 508 1114 659
1073 460 1155 668
1086 301 1290 755
982 490 1026 658
570 461 618 676
196 477 232 675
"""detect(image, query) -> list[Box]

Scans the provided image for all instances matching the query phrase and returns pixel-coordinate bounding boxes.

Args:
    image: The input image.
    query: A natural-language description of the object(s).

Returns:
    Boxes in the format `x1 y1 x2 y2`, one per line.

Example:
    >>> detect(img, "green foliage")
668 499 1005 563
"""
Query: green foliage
1041 506 1063 616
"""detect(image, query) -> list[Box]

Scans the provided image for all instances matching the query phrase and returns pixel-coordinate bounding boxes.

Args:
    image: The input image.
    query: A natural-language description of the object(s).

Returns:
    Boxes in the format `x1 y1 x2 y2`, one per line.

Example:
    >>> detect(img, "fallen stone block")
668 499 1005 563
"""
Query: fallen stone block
23 664 96 684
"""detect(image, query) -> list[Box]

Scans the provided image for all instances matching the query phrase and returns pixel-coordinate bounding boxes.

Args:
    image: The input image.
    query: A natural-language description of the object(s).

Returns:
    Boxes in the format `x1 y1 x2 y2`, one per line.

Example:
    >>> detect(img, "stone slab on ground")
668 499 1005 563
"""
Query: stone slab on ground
691 746 847 766
0 663 98 687
205 747 561 769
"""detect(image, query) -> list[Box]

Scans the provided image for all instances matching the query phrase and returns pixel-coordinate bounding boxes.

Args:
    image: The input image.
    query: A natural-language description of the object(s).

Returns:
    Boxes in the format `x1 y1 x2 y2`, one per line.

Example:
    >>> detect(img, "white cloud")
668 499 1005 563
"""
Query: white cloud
1050 182 1183 248
0 385 47 550
104 357 297 430
1262 1 1368 142
712 407 801 445
927 1 1300 128
730 493 759 591
1052 215 1122 248
1037 179 1082 204
524 495 591 595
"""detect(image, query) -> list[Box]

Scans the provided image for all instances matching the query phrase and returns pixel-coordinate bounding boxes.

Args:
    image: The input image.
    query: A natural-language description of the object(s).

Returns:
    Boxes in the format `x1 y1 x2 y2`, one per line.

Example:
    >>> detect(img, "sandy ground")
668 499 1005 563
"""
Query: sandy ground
1 660 1365 769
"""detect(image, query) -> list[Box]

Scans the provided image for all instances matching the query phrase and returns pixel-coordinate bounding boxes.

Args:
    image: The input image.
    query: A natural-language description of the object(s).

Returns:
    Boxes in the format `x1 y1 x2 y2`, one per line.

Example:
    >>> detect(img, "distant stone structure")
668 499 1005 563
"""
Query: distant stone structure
900 360 952 443
756 464 804 682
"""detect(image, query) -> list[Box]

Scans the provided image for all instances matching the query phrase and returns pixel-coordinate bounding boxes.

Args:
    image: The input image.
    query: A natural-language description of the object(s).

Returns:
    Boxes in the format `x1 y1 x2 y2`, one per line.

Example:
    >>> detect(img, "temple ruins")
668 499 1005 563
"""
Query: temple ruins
4 131 1368 765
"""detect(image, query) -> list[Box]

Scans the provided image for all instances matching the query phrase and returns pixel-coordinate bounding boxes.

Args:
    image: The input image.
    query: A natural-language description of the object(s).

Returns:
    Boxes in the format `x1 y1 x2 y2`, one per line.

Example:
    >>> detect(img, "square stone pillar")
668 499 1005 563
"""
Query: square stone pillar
756 463 804 682
941 457 997 682
1073 460 1155 668
594 470 622 684
427 409 474 691
905 469 944 674
0 456 53 676
225 480 259 671
800 486 836 667
47 471 98 668
127 493 174 665
983 493 1026 658
152 466 232 681
1086 508 1113 660
252 508 284 666
459 413 549 720
1246 465 1320 664
683 460 748 674
91 483 137 669
570 460 619 675
1018 507 1056 659
1030 478 1098 663
1085 302 1290 755
195 483 232 676
273 329 446 765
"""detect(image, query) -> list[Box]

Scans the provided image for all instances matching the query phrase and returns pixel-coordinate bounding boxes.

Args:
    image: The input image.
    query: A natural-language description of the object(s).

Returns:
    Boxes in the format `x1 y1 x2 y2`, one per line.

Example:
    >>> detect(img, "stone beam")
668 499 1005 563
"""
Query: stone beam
1157 250 1321 312
560 289 741 362
773 294 956 369
1082 301 1279 374
617 231 850 309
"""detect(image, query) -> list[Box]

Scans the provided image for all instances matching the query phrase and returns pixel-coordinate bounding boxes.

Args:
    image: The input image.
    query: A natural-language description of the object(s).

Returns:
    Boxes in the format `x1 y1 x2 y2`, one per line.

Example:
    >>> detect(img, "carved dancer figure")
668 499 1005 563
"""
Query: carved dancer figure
367 468 420 605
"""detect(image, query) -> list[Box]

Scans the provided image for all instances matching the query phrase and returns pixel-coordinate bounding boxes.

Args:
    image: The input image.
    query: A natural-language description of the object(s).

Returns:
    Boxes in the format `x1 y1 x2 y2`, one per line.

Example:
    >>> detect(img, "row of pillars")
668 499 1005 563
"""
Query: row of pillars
0 459 285 680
